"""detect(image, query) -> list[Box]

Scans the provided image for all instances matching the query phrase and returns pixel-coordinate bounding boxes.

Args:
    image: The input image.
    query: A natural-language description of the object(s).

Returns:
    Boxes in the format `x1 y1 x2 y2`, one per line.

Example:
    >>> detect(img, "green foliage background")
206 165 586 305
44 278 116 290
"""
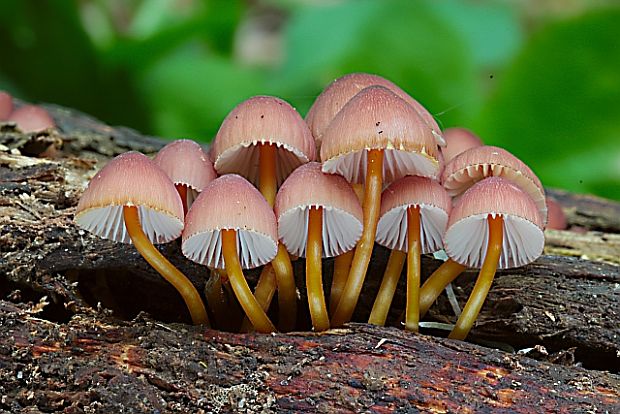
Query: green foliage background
1 0 618 199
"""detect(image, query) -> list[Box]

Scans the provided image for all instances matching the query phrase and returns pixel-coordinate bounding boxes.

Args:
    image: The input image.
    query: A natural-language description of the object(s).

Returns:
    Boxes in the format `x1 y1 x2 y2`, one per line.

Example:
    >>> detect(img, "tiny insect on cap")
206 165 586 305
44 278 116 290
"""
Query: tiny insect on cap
74 152 184 244
182 174 278 270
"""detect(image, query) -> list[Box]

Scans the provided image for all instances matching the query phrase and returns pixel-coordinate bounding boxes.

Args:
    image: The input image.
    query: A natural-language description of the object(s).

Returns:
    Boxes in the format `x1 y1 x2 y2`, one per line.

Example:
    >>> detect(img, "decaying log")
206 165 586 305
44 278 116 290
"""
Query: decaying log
1 103 619 412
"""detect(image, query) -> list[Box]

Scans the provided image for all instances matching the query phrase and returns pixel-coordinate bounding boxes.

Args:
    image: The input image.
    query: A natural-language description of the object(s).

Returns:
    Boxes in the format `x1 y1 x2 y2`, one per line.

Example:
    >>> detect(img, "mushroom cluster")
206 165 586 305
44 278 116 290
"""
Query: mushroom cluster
74 73 547 340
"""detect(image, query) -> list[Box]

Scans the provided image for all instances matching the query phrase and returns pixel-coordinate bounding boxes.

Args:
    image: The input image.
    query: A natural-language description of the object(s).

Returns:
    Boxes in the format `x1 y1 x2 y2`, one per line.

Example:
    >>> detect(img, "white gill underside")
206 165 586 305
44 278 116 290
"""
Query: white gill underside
182 229 277 270
376 204 448 254
445 164 547 221
216 141 309 186
75 205 183 244
444 213 544 269
278 206 363 258
322 149 438 184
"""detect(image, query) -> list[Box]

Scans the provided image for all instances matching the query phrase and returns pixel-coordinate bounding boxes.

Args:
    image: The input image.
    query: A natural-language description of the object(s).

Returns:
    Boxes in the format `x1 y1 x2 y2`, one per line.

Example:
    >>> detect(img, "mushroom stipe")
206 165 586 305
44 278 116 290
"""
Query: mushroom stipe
123 206 210 326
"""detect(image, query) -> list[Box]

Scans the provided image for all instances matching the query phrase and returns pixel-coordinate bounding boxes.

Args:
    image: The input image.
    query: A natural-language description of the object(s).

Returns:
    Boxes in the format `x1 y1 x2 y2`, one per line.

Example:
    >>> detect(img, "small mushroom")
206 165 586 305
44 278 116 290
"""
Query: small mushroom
443 177 544 340
545 197 567 230
211 96 315 331
182 174 278 333
440 127 483 163
369 176 451 330
0 91 13 120
275 162 363 331
74 152 209 325
321 85 440 327
8 105 55 133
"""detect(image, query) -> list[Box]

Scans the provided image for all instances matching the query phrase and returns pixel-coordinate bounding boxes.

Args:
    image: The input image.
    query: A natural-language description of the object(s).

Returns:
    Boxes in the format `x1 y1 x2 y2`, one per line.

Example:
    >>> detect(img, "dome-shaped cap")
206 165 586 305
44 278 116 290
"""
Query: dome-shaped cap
444 177 544 269
211 96 315 186
0 91 13 120
182 174 278 269
8 105 55 133
154 139 217 191
441 127 483 163
320 86 441 184
442 145 546 225
376 176 451 254
275 162 363 258
306 73 444 149
74 152 184 244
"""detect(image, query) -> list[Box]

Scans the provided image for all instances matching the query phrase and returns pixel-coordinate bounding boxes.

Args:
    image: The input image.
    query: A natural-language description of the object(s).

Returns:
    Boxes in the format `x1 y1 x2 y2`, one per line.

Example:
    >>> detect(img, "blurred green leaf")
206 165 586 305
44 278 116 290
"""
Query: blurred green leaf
475 9 620 199
140 47 268 141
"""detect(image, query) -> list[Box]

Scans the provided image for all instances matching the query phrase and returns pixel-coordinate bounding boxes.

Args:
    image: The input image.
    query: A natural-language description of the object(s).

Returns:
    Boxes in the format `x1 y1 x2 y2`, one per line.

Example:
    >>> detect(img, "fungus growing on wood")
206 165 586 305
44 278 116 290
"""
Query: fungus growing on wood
8 105 55 133
182 174 278 333
275 162 363 331
74 152 209 325
321 85 440 327
0 91 13 120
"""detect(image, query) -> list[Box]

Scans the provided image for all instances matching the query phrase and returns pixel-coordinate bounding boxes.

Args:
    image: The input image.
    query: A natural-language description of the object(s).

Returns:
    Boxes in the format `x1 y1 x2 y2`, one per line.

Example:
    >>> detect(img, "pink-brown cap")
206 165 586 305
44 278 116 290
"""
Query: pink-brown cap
7 105 55 133
211 96 316 186
74 152 184 244
275 162 363 258
306 73 444 150
444 177 544 269
0 91 13 120
154 139 217 206
182 174 278 269
376 176 451 254
441 127 483 163
442 145 547 225
320 85 441 184
545 197 567 230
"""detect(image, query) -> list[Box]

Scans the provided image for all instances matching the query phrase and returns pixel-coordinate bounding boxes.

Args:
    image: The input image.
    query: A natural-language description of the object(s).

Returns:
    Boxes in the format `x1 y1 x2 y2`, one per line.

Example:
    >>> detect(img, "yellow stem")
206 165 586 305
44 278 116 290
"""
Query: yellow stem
368 249 406 326
259 143 277 207
123 206 209 326
329 250 354 314
240 265 277 332
221 229 276 333
204 270 228 330
331 149 383 327
175 184 188 216
419 259 466 317
307 206 330 331
449 215 504 340
405 206 421 332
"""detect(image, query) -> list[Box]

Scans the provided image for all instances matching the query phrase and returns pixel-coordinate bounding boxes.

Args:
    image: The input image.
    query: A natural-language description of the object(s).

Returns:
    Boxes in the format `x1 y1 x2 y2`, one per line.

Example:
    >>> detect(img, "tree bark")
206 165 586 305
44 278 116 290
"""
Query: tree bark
0 102 618 412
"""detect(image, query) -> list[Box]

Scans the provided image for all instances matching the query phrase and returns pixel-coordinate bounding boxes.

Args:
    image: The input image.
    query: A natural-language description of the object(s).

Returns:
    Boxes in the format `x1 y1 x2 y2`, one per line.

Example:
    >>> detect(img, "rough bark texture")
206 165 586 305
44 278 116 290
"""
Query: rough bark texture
0 102 619 412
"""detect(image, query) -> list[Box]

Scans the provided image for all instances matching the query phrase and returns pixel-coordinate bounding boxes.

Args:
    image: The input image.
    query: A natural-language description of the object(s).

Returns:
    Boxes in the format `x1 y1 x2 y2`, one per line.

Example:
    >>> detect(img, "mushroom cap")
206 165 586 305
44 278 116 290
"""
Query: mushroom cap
74 152 184 244
306 73 444 149
444 177 544 269
376 176 451 254
320 86 441 184
545 197 567 230
275 162 363 258
154 139 217 207
0 91 13 120
442 145 547 225
211 96 315 186
441 127 483 163
182 174 278 270
8 105 55 133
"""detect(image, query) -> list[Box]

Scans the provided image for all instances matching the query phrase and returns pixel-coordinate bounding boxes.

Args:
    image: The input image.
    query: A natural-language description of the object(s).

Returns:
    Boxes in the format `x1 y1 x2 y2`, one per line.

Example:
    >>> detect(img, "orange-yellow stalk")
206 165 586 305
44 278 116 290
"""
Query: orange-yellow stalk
123 206 209 326
331 149 383 326
368 249 406 326
419 259 466 317
259 143 297 331
222 229 276 333
240 265 277 332
175 184 188 215
405 206 421 332
329 250 354 314
307 206 329 331
449 215 503 340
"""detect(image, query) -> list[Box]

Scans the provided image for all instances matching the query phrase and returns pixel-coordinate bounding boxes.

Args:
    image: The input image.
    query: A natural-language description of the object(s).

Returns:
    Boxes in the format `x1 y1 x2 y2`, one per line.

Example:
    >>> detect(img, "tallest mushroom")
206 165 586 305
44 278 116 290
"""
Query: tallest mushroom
322 85 440 326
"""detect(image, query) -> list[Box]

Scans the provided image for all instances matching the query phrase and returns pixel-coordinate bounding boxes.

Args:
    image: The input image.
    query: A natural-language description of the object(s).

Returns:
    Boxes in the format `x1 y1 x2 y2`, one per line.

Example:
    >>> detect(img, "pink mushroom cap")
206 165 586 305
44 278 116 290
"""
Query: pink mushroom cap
7 105 55 133
182 174 278 270
74 152 184 244
275 162 363 258
376 176 451 254
444 177 544 269
0 91 13 120
441 127 483 163
545 197 568 230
